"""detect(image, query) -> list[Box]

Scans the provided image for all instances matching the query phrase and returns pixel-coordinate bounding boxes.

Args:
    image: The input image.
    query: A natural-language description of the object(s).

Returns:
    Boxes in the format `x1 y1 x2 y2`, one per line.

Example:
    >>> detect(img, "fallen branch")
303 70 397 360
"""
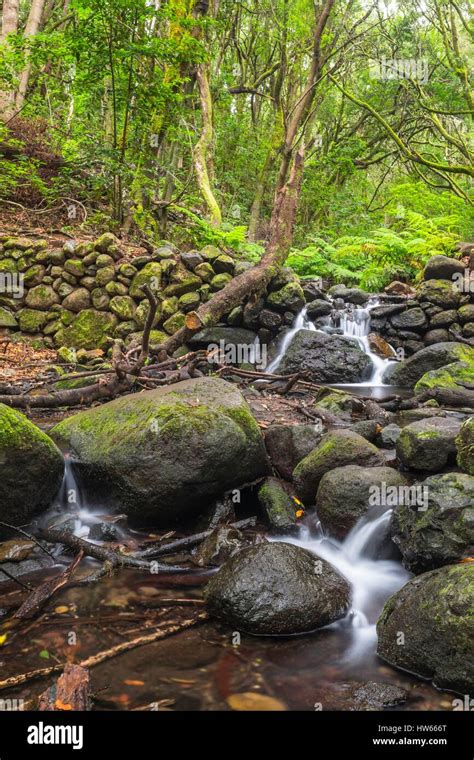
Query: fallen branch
13 551 83 621
38 664 91 711
134 516 257 559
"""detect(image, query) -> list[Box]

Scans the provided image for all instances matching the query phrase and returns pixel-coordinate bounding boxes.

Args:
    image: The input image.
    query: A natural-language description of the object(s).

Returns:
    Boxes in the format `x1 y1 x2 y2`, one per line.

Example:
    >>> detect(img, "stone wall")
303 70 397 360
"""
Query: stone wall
0 233 305 356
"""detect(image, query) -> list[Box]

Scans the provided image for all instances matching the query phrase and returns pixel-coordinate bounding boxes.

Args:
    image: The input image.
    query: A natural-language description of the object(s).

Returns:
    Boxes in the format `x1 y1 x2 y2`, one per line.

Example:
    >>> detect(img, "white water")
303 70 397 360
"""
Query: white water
266 297 396 385
50 456 112 538
276 507 410 659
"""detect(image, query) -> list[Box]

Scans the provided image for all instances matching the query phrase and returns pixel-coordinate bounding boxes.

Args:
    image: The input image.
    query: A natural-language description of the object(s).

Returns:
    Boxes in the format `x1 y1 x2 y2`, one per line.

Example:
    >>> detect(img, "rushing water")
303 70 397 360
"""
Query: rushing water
275 506 410 662
266 297 396 385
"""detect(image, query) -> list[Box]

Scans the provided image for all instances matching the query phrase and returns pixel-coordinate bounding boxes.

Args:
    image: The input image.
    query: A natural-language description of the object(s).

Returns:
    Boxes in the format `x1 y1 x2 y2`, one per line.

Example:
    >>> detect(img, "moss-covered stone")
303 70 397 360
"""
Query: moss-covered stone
377 563 474 693
458 303 474 324
214 254 235 274
50 377 270 525
64 259 85 278
161 297 178 320
417 279 461 309
18 308 49 333
0 306 17 328
456 418 474 475
386 342 474 387
293 430 384 503
62 288 91 313
95 266 116 287
415 360 474 392
210 273 232 290
23 264 45 287
267 281 306 313
194 262 214 282
109 295 136 321
163 310 186 334
126 329 167 350
0 404 63 530
0 258 18 274
314 389 354 419
105 280 127 296
178 291 200 312
91 288 110 310
53 309 117 350
94 232 119 253
257 477 298 534
129 262 162 298
134 299 161 328
25 284 59 310
96 253 115 268
200 245 221 261
396 417 461 471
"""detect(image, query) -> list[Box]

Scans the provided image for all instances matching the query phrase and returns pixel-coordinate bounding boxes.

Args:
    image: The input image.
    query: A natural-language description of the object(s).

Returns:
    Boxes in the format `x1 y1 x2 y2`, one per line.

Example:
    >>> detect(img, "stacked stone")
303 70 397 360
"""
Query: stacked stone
0 233 304 353
370 254 474 356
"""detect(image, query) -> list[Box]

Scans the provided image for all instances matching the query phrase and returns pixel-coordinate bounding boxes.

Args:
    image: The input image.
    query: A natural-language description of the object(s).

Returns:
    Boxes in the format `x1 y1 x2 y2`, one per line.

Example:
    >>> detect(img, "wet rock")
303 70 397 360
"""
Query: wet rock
415 360 474 392
350 420 380 443
316 465 408 540
391 472 474 573
264 423 323 480
279 330 372 384
188 326 257 349
423 328 450 345
378 423 402 448
306 299 332 319
429 309 458 327
0 405 64 532
193 525 248 567
385 342 474 387
396 417 462 471
423 255 465 281
267 281 305 313
293 430 385 503
418 279 461 309
456 418 474 475
51 377 270 526
351 681 408 710
369 303 406 319
259 309 283 331
327 285 370 305
313 389 354 420
258 477 298 534
368 333 394 359
391 307 427 333
377 563 474 693
204 542 351 635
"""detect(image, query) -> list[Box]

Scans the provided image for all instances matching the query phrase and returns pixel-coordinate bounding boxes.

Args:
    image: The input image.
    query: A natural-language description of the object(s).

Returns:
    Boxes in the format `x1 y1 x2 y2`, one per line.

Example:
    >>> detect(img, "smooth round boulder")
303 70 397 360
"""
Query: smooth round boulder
415 360 474 392
423 255 465 281
385 342 474 387
264 424 323 481
456 417 474 475
204 542 351 635
396 417 461 471
377 564 474 693
0 405 64 532
278 330 372 384
418 279 461 309
293 430 385 503
316 465 408 540
50 377 270 526
391 472 474 572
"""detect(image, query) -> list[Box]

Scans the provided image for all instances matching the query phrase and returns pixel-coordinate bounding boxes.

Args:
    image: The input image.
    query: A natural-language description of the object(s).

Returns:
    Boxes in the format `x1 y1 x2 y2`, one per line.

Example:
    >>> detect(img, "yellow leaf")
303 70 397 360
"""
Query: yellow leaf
54 699 72 711
0 634 7 646
226 692 286 711
123 679 145 686
54 606 69 614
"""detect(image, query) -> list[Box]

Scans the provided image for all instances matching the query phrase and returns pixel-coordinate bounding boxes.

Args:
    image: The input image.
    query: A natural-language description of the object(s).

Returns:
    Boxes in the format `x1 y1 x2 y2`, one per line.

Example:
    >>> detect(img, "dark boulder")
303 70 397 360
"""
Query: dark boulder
279 330 372 383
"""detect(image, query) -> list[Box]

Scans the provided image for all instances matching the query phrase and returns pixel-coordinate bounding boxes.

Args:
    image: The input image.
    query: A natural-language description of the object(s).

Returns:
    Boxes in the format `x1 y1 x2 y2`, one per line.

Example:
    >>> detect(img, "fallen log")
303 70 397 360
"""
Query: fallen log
38 664 91 711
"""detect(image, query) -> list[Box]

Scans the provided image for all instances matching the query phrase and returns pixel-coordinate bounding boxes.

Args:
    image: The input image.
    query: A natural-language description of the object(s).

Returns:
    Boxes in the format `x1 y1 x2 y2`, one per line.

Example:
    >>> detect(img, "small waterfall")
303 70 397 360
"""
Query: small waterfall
49 456 107 538
266 296 395 385
266 306 316 374
275 506 410 659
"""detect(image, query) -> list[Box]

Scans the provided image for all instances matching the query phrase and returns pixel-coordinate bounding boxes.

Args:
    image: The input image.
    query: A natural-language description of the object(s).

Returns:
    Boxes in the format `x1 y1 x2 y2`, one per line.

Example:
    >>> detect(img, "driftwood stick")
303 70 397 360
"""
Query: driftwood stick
135 517 257 559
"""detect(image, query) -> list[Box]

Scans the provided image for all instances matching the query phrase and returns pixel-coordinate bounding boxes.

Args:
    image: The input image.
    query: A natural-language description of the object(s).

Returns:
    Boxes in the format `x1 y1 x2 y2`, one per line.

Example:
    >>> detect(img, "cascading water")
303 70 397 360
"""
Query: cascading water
276 506 410 660
266 297 396 385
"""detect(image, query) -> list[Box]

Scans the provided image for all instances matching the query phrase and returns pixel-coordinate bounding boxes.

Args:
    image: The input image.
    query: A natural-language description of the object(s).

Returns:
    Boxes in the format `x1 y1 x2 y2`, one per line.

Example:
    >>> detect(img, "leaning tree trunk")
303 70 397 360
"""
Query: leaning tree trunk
0 0 20 122
15 0 47 112
158 147 305 356
194 63 222 227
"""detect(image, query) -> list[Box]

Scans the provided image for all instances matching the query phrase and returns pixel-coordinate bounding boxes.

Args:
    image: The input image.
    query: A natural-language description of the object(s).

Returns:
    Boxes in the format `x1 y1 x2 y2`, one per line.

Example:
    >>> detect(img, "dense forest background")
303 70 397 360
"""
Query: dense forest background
0 0 473 290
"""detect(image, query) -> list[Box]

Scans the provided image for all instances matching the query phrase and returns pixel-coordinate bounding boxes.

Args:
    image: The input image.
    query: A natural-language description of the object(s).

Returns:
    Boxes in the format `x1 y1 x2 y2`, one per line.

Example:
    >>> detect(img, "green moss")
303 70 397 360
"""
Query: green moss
129 262 162 298
456 418 474 475
415 359 474 393
0 404 60 458
54 309 117 350
18 308 49 333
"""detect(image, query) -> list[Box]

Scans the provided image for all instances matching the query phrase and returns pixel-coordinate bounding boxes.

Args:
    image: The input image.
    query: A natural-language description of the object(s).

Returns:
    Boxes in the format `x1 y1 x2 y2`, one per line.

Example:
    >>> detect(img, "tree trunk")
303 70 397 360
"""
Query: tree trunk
15 0 47 112
194 63 222 226
158 147 305 355
0 0 20 121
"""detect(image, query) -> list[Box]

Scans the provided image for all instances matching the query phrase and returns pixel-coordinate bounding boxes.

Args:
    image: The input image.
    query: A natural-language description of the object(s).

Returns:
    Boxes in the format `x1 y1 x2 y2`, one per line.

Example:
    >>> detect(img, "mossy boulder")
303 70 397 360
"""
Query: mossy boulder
200 245 221 262
316 465 408 540
64 259 85 278
178 291 200 312
458 303 474 324
313 389 354 420
129 262 162 298
25 285 59 310
279 330 372 384
376 564 474 693
423 255 465 281
61 288 91 313
293 430 384 503
194 262 215 282
23 264 45 287
385 342 474 387
0 306 17 328
417 279 461 309
134 300 161 329
53 309 117 350
0 405 63 531
415 360 474 392
204 542 351 635
456 418 474 475
109 295 136 321
18 308 50 333
257 477 298 534
267 281 305 313
95 266 116 287
50 377 270 525
396 417 462 471
391 472 474 573
94 232 119 253
91 288 110 310
162 311 186 334
0 258 18 275
210 273 232 291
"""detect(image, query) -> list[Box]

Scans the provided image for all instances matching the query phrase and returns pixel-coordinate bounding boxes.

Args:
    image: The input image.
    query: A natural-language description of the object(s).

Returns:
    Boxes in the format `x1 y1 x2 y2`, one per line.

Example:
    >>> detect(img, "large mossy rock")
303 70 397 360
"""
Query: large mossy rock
415 360 474 392
0 405 64 531
278 330 373 383
293 430 385 503
377 564 474 693
457 418 474 475
396 417 461 471
257 477 298 534
53 309 117 350
391 473 474 573
204 542 351 635
417 279 462 309
385 342 474 387
50 377 270 525
423 255 465 281
316 465 408 540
